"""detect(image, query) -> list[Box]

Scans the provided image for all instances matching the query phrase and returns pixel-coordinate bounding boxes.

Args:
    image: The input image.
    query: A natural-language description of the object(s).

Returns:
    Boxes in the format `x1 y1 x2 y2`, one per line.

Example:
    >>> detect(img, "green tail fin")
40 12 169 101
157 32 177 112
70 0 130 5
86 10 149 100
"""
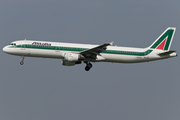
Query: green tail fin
149 27 176 51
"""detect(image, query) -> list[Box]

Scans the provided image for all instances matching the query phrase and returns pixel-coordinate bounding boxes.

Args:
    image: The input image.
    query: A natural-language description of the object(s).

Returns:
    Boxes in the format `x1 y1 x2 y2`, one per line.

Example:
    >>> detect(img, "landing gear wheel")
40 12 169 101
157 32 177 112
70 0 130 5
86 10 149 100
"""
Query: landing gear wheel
20 61 24 65
85 62 93 71
20 56 24 65
85 66 90 71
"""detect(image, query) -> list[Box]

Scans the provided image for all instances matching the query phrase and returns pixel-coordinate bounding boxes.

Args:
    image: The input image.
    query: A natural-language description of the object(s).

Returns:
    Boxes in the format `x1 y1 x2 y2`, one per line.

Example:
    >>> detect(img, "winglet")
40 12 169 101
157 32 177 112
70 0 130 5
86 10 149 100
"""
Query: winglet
110 41 114 46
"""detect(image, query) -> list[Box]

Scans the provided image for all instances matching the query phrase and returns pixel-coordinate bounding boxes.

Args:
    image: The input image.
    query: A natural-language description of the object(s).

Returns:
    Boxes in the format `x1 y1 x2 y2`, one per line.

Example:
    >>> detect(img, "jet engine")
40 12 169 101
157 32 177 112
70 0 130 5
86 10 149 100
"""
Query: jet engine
62 53 84 66
64 53 85 61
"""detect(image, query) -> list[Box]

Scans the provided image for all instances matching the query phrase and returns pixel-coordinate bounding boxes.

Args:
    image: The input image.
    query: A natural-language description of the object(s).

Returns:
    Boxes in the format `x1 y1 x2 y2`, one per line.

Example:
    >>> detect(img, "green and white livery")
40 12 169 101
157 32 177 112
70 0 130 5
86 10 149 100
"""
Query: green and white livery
3 27 177 71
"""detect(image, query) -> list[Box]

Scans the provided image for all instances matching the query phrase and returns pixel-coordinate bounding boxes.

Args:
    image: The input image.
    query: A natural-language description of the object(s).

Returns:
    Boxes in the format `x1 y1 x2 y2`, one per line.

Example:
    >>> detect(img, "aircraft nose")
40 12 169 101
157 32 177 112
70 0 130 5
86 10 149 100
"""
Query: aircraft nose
3 46 9 53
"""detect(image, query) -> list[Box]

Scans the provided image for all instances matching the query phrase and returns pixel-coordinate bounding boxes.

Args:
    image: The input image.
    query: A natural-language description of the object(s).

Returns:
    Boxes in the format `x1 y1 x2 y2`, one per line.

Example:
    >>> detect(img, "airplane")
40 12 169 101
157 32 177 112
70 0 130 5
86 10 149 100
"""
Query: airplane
3 27 177 71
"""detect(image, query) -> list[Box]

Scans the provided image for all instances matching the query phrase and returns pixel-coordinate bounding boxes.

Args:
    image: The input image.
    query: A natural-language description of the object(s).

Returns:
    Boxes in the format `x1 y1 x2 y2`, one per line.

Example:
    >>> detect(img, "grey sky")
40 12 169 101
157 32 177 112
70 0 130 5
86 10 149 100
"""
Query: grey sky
0 0 180 120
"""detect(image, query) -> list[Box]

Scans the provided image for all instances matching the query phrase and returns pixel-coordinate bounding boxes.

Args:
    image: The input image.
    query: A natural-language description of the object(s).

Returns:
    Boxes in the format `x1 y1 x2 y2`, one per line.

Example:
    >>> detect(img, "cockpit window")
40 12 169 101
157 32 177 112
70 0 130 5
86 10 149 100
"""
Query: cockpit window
10 43 16 46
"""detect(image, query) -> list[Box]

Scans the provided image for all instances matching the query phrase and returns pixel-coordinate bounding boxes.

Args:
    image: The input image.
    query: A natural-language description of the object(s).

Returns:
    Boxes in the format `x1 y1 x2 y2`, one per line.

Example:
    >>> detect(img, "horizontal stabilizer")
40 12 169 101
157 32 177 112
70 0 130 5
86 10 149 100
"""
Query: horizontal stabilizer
158 50 176 56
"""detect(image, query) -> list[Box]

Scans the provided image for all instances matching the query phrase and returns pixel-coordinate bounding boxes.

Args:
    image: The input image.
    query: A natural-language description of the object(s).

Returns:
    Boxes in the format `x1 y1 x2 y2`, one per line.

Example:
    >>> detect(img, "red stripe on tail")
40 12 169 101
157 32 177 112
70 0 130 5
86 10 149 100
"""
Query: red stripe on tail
156 38 167 50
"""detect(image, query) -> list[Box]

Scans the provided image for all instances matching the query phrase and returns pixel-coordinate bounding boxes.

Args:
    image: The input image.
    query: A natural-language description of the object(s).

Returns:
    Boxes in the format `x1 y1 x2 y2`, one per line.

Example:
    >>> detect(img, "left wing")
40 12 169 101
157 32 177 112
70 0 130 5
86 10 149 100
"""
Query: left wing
80 42 113 59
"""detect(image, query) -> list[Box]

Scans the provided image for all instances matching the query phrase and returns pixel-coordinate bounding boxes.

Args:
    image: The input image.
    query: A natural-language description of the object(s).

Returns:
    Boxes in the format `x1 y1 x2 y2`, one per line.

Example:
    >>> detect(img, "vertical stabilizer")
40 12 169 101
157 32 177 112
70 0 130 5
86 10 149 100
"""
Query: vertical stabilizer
149 27 176 51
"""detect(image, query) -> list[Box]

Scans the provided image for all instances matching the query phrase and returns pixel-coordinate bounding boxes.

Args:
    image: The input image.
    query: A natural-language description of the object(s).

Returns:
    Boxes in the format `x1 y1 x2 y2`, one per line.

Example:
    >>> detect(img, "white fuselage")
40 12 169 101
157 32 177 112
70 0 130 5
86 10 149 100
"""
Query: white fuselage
3 40 177 63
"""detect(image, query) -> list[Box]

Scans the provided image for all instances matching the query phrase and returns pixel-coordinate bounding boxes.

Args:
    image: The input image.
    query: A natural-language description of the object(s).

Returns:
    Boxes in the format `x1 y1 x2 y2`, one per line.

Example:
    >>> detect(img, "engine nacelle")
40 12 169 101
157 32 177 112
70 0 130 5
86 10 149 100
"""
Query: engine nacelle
62 60 76 66
62 53 84 66
62 60 82 66
64 53 85 62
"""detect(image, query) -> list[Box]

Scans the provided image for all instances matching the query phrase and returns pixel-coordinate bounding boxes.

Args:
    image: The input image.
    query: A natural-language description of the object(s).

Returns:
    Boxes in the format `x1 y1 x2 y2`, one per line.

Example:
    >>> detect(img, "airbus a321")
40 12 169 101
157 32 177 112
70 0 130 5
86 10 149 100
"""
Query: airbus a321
3 27 177 71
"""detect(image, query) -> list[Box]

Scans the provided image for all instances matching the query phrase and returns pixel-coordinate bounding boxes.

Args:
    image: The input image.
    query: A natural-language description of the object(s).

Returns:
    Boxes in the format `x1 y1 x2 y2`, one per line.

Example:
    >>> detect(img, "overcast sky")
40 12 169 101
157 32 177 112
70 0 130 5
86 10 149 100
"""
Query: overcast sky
0 0 180 120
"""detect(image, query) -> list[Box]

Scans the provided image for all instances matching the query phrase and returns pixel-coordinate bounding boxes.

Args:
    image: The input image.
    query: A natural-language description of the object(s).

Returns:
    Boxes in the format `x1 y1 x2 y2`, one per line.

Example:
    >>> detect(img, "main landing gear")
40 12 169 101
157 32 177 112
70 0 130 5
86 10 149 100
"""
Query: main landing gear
84 62 93 71
20 57 24 65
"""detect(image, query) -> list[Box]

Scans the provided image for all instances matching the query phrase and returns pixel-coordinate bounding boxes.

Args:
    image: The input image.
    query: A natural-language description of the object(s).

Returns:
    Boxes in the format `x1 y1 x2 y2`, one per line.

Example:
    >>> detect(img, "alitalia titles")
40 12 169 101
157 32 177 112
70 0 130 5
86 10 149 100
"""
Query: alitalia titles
32 42 51 46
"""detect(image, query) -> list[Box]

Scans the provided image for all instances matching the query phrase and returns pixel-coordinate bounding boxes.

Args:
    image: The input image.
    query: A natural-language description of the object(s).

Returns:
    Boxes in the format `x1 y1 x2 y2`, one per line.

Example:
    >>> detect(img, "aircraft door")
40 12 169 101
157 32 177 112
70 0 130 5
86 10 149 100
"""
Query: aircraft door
55 46 60 52
20 41 30 56
144 50 149 62
21 42 26 50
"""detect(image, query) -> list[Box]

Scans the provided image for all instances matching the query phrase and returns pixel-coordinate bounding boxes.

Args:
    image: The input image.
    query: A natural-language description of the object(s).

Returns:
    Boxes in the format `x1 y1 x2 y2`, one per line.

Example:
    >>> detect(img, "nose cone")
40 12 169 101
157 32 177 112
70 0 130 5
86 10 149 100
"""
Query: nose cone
3 46 9 53
3 46 7 52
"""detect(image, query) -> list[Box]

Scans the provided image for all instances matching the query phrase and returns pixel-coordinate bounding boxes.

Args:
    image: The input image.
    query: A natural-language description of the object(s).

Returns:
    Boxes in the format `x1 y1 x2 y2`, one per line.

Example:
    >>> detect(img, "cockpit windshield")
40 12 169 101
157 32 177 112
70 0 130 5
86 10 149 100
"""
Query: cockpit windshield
10 43 16 46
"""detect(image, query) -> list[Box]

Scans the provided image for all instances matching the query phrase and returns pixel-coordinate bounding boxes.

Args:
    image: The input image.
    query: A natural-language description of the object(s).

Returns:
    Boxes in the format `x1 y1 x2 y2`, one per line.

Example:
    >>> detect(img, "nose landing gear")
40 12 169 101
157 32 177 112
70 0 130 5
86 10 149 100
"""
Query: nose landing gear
85 62 92 71
20 57 24 65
